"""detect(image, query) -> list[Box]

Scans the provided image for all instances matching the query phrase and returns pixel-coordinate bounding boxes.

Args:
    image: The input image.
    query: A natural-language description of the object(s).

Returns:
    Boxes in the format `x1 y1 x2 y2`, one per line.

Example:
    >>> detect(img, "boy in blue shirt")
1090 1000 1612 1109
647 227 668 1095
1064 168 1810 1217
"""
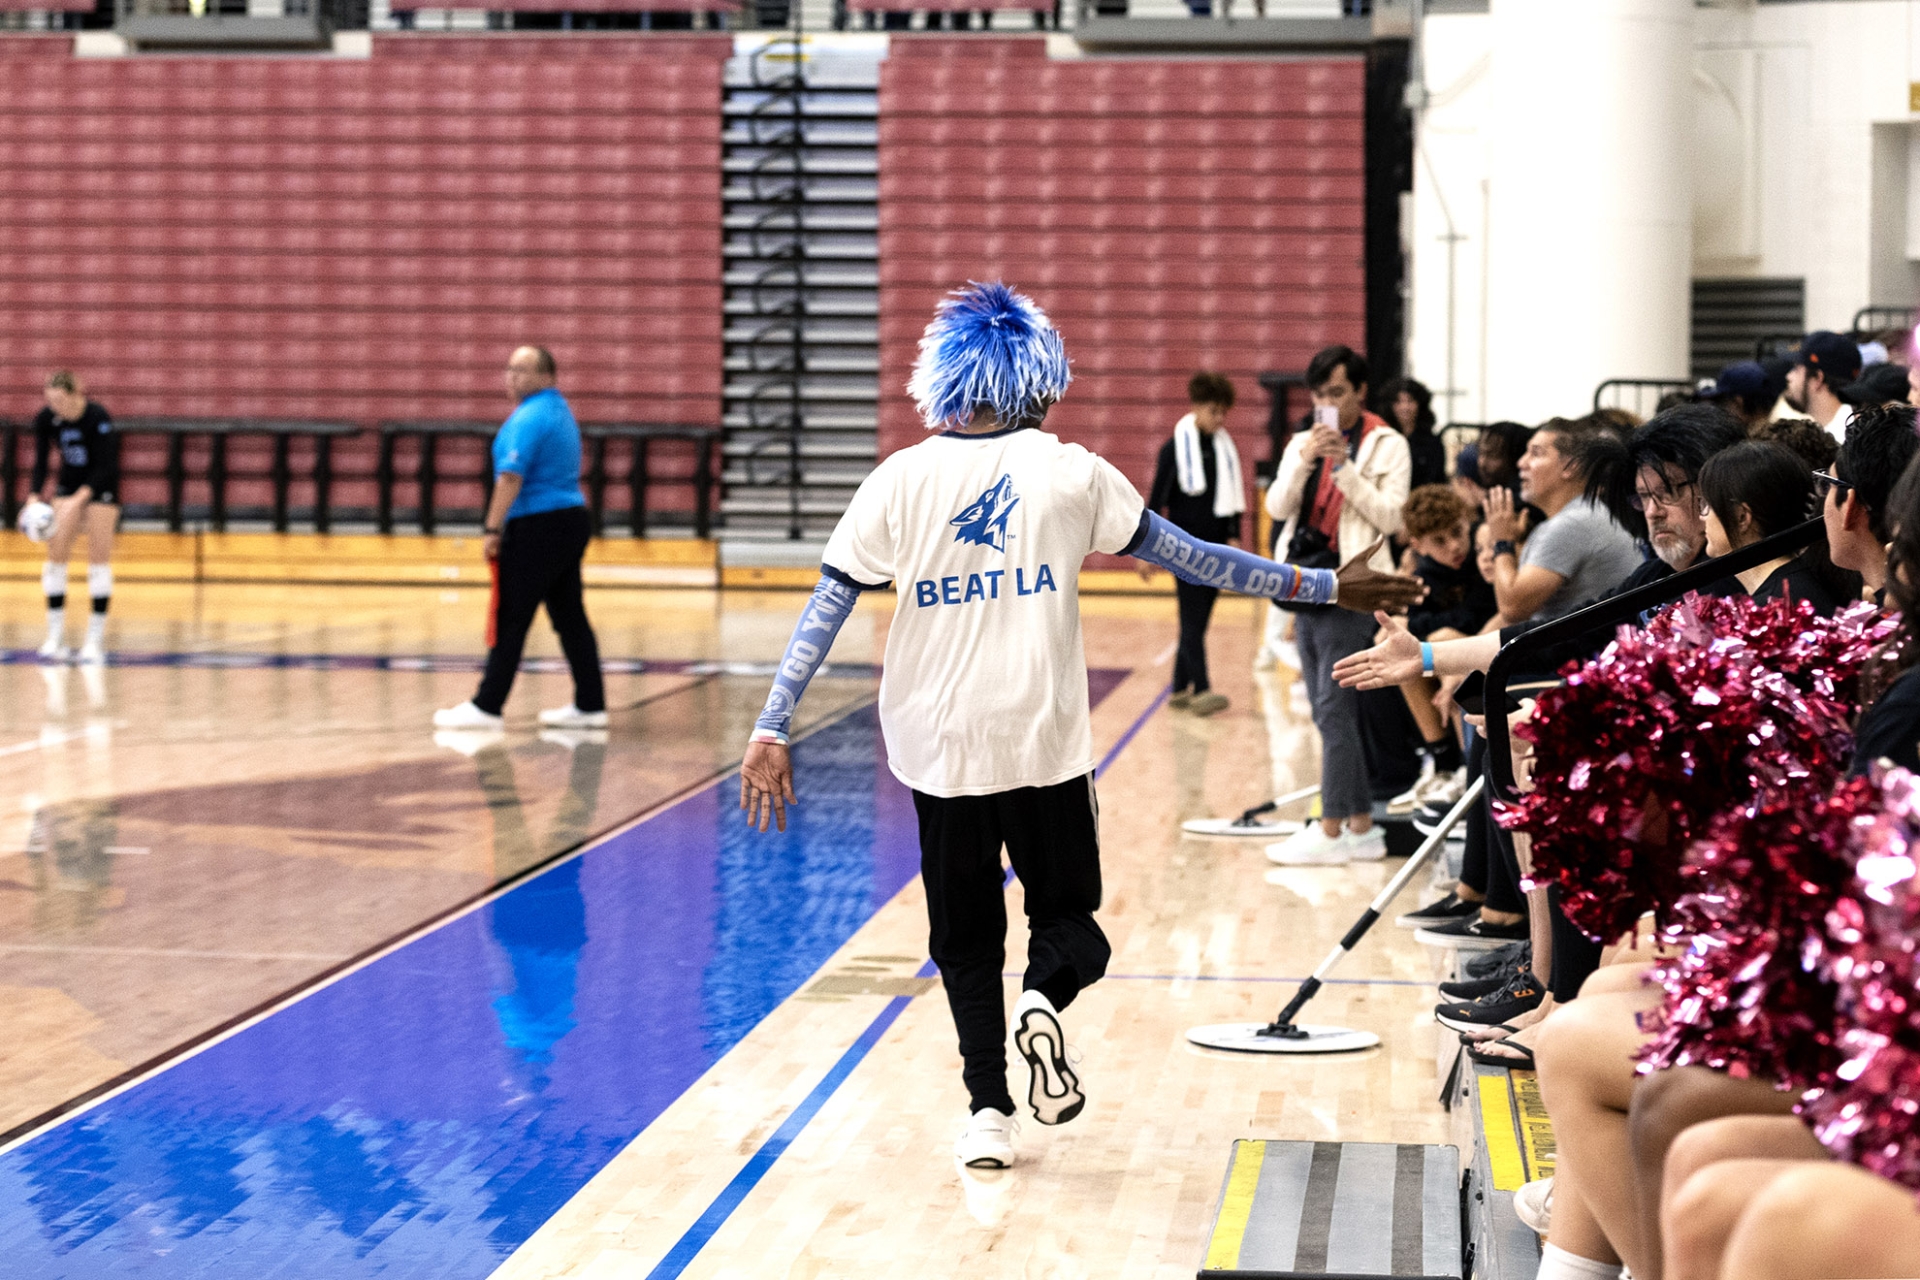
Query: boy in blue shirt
435 346 607 731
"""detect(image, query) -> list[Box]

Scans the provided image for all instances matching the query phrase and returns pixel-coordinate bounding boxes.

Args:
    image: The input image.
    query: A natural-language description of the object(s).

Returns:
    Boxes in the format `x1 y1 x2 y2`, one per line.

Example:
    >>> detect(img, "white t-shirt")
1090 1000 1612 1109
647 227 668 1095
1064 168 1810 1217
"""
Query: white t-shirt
823 427 1148 798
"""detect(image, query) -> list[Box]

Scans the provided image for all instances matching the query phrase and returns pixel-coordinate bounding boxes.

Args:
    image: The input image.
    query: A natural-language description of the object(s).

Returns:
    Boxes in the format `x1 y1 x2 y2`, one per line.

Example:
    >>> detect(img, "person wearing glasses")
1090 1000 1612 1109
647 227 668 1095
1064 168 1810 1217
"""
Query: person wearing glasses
1820 402 1919 605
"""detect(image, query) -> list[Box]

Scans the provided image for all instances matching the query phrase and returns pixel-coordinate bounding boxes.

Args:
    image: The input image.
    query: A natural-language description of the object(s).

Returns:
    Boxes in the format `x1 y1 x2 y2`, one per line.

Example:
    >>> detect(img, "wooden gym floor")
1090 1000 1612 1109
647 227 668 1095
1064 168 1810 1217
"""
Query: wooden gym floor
0 577 1448 1279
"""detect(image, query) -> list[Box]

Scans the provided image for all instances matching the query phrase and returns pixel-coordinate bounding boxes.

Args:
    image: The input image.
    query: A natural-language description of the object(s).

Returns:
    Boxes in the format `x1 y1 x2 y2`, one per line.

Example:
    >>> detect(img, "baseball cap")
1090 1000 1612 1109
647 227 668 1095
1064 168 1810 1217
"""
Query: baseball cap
1796 330 1863 383
1696 361 1767 400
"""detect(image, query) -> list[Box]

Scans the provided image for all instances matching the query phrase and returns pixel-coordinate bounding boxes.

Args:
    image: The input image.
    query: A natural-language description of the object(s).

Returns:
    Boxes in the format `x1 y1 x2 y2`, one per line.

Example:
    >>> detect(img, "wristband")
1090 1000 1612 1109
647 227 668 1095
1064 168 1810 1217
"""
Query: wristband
483 526 502 535
1420 641 1435 678
1493 540 1516 559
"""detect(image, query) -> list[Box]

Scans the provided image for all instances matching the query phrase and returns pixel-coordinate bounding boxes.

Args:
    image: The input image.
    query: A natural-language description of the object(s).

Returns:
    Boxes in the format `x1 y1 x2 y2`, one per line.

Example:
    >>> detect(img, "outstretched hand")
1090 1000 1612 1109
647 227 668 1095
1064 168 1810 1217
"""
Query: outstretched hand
1332 537 1426 614
1331 612 1424 689
740 740 797 832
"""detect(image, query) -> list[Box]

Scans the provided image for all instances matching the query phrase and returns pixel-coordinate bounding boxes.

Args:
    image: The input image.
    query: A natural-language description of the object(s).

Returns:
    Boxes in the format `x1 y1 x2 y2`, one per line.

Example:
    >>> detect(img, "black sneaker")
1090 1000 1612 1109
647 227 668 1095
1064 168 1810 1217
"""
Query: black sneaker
1434 970 1544 1033
1414 912 1529 951
1465 941 1529 978
1396 892 1481 929
1438 970 1514 1000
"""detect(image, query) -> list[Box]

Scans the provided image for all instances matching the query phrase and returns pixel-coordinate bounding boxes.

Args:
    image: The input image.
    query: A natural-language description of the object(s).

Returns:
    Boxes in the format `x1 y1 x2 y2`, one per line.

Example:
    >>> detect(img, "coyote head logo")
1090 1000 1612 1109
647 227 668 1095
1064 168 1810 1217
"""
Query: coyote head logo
950 474 1019 552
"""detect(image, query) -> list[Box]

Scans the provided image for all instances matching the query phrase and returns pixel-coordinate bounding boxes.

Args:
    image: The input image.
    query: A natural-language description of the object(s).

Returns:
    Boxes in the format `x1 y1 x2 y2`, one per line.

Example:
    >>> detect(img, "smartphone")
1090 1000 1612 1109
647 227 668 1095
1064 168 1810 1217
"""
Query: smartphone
1313 405 1340 430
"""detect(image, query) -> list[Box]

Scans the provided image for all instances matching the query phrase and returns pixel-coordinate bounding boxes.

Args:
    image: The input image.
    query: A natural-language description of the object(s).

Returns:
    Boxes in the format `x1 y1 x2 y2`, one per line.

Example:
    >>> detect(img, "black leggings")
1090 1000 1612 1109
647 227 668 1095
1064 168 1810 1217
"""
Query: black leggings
473 505 605 715
1173 578 1218 694
914 774 1112 1114
1459 732 1526 915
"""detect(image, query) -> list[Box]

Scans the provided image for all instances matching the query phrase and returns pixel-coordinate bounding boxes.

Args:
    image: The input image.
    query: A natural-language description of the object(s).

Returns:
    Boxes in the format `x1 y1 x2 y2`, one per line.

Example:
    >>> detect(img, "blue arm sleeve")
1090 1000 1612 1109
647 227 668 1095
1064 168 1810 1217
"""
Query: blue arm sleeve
750 569 864 745
1123 510 1337 606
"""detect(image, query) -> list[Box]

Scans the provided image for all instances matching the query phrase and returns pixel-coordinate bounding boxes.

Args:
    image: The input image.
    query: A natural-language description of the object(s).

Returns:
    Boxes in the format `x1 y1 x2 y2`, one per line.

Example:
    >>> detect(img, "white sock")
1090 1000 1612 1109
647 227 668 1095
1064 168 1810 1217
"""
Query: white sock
86 612 106 646
1536 1243 1625 1280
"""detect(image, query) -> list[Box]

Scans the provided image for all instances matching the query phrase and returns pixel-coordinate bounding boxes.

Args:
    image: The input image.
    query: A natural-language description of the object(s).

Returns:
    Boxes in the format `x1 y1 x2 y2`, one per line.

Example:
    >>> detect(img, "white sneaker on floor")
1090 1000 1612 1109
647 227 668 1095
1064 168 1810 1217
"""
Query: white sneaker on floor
433 700 504 729
1514 1175 1553 1234
539 704 608 729
1344 827 1387 861
1010 989 1084 1125
78 638 105 666
1388 757 1437 814
36 635 68 662
954 1107 1017 1169
1266 824 1351 865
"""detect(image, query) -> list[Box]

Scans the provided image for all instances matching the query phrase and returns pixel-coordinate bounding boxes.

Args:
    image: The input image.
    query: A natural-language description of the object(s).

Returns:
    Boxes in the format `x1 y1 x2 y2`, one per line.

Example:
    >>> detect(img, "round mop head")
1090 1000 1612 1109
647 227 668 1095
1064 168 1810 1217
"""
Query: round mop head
1187 1023 1382 1055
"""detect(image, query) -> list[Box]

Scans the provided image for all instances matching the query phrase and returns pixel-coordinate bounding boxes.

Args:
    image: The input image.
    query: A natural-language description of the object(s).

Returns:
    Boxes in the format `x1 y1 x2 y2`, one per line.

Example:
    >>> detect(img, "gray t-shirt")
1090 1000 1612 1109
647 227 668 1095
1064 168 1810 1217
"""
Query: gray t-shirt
1519 496 1645 621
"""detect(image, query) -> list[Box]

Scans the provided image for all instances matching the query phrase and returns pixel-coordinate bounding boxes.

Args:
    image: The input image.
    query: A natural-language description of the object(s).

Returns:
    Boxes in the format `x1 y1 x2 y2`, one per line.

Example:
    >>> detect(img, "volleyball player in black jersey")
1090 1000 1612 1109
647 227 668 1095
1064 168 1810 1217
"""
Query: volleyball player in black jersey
29 371 120 664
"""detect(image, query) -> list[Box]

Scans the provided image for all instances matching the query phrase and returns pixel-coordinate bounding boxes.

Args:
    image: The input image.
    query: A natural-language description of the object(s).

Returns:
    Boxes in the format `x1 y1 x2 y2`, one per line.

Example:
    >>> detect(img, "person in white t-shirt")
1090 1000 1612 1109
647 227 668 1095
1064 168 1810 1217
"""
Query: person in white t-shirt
738 282 1422 1170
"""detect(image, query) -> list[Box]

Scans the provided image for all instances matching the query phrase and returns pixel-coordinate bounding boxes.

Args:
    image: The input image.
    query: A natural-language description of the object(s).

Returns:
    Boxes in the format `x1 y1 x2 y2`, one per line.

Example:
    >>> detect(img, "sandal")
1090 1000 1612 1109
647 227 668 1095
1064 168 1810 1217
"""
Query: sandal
1465 1038 1536 1068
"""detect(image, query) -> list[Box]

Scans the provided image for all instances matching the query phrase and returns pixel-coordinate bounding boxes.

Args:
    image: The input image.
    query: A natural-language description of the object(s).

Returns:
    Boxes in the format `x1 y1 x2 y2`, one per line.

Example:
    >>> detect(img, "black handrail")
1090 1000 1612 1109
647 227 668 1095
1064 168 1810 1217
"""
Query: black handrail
1483 515 1830 803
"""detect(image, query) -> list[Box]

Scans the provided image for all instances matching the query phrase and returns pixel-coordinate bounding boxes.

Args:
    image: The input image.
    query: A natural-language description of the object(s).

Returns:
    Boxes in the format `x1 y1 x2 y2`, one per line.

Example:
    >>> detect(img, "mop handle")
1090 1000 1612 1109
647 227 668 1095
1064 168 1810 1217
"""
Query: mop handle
1266 776 1486 1032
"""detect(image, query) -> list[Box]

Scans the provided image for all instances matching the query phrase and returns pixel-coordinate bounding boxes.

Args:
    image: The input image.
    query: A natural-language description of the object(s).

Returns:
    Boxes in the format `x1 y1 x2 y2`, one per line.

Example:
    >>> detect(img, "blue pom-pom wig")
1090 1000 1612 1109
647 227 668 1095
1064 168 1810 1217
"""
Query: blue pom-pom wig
907 281 1072 431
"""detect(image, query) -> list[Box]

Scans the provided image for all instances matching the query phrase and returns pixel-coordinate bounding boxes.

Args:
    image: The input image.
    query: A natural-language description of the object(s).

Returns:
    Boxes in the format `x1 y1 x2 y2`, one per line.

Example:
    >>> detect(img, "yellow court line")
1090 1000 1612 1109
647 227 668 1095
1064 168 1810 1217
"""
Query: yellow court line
1203 1139 1267 1272
1477 1076 1527 1192
1510 1069 1557 1181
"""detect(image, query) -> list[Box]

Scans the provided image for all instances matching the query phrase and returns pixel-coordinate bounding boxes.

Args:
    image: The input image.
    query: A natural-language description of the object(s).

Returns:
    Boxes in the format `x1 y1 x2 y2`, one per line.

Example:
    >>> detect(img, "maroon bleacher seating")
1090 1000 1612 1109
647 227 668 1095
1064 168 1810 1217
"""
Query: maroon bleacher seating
0 33 728 523
876 36 1366 563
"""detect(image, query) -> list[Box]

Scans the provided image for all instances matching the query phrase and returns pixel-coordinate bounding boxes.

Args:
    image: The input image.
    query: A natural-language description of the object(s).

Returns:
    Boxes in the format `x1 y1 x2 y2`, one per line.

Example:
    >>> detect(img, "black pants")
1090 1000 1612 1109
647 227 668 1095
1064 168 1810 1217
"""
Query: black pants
1459 733 1526 915
1547 885 1603 1001
1173 578 1218 694
474 505 605 716
914 774 1111 1114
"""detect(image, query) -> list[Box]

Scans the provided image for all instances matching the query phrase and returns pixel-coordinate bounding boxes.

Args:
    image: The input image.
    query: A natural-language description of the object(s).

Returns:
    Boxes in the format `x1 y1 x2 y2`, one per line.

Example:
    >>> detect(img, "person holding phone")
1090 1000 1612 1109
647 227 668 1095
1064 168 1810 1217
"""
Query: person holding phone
1263 345 1411 865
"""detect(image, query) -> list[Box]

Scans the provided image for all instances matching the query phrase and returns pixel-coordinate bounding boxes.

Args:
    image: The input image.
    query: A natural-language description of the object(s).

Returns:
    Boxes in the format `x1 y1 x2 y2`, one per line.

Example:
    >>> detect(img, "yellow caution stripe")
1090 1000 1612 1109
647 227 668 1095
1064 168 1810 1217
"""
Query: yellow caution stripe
1510 1069 1557 1181
1203 1139 1267 1271
1477 1075 1527 1192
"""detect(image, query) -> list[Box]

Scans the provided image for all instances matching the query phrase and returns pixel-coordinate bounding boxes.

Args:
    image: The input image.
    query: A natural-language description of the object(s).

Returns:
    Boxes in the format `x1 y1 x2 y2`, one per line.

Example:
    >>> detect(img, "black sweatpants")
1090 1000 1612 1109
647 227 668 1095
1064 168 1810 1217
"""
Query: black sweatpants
474 505 605 716
1173 578 1218 694
914 773 1111 1115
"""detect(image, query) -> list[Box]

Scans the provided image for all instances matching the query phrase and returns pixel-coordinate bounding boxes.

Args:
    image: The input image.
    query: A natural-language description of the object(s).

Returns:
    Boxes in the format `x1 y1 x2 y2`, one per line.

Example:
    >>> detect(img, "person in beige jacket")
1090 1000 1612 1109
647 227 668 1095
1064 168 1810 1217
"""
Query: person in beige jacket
1264 345 1412 865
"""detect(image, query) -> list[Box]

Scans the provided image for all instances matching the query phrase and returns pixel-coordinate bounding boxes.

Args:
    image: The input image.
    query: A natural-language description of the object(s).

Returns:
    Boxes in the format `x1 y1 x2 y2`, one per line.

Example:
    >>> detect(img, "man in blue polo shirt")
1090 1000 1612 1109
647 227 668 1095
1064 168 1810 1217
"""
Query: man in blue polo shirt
434 345 607 731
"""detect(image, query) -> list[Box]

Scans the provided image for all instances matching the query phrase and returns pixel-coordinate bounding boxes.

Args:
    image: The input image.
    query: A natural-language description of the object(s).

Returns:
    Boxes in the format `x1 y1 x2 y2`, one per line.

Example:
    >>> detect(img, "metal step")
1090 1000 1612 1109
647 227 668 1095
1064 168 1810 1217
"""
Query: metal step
723 233 878 261
723 294 879 318
726 352 879 374
724 209 878 233
722 178 879 205
724 321 877 345
722 121 879 148
724 408 876 431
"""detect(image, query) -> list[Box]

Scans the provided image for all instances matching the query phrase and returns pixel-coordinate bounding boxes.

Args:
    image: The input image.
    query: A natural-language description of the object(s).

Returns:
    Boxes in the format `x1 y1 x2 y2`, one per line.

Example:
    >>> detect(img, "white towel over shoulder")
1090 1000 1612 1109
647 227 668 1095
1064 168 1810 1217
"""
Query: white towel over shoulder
1173 413 1245 520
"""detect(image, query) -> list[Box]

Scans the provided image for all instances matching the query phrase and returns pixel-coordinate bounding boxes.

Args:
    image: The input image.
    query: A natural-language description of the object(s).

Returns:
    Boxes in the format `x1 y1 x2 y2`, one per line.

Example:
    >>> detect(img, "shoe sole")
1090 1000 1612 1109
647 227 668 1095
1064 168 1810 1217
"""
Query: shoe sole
1413 928 1520 951
959 1149 1014 1169
1013 1006 1084 1126
1434 1006 1537 1034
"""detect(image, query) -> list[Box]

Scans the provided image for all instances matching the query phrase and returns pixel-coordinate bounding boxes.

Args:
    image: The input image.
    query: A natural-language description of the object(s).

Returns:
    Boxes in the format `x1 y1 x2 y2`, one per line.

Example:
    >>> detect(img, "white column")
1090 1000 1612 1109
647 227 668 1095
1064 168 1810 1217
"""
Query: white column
1483 0 1693 422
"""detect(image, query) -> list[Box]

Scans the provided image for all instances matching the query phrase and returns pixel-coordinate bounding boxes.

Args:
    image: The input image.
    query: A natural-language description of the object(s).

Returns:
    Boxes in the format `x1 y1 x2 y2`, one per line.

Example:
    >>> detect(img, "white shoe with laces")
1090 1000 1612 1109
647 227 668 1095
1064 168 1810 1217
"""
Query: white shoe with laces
539 704 608 729
1011 989 1085 1125
1514 1175 1553 1234
954 1107 1017 1168
37 634 68 662
1343 827 1387 861
78 638 105 666
1266 824 1351 865
433 700 504 729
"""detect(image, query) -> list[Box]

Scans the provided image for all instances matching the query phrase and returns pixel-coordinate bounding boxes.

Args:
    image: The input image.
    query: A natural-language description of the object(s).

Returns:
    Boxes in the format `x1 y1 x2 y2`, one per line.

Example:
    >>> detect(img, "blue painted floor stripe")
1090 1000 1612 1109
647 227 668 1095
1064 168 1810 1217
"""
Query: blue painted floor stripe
0 672 1134 1278
1094 684 1171 779
644 958 940 1280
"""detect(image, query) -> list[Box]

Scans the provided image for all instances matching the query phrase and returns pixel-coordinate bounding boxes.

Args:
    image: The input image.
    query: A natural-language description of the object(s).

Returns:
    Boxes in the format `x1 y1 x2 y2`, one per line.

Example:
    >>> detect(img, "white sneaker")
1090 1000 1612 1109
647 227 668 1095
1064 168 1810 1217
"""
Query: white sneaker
954 1108 1017 1169
1420 766 1468 809
538 704 608 729
1266 824 1351 865
433 700 504 729
36 635 68 662
1010 989 1084 1125
78 638 105 666
1514 1175 1553 1234
433 727 507 756
1388 757 1437 814
1344 827 1387 861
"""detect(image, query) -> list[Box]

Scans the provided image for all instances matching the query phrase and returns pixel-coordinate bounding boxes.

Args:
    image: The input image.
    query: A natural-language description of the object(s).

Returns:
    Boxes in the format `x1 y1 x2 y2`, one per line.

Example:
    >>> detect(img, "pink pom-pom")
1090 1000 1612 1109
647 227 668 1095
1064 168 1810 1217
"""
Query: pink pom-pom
1502 594 1893 942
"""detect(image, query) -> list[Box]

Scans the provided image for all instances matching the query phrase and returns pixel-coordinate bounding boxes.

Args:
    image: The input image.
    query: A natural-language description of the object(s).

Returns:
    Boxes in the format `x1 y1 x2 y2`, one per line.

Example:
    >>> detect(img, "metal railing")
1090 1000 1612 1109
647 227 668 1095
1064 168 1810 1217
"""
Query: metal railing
375 420 719 538
1592 378 1698 420
1 417 358 533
